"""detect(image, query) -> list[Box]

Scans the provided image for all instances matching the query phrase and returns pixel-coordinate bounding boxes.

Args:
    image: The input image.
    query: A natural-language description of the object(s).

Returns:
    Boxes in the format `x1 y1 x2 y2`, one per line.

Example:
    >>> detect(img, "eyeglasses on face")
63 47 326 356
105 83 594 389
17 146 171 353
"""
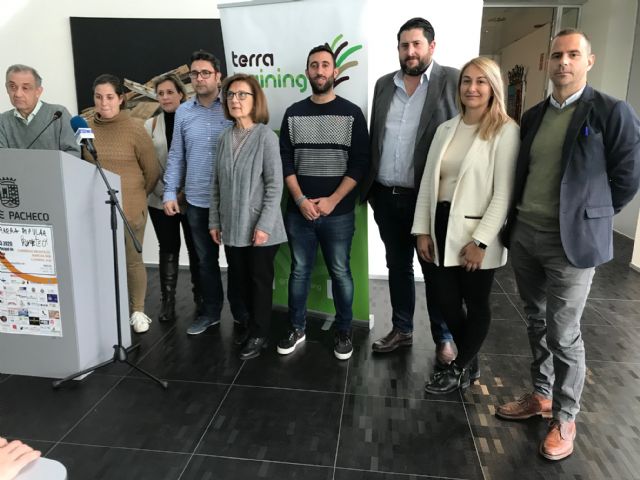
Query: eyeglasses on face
226 91 254 101
189 70 215 79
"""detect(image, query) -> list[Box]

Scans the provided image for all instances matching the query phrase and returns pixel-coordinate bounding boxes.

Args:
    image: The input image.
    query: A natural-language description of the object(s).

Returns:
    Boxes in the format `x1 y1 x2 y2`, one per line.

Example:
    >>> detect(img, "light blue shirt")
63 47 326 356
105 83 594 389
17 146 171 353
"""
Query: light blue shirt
163 97 232 208
377 62 433 188
550 85 586 109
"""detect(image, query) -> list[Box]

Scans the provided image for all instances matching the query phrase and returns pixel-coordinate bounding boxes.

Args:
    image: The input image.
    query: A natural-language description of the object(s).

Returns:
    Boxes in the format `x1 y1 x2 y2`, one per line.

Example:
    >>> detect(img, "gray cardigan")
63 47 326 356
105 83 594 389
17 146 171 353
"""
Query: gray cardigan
209 123 287 247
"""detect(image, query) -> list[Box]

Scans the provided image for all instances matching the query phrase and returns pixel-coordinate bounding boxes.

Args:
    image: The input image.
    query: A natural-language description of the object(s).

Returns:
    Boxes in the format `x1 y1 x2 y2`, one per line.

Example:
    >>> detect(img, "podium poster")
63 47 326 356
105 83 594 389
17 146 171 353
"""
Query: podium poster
1 149 132 379
0 223 62 337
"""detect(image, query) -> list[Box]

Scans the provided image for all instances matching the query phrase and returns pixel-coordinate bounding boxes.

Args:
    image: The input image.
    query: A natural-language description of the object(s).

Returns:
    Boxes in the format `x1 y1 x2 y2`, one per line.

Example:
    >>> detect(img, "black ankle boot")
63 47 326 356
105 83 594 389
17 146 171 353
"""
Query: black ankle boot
159 252 178 322
425 362 469 395
239 337 268 360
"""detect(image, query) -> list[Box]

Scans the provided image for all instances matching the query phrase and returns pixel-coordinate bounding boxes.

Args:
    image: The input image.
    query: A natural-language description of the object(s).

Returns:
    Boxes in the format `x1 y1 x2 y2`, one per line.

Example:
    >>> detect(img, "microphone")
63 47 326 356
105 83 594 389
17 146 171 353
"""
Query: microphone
70 115 97 156
25 110 63 149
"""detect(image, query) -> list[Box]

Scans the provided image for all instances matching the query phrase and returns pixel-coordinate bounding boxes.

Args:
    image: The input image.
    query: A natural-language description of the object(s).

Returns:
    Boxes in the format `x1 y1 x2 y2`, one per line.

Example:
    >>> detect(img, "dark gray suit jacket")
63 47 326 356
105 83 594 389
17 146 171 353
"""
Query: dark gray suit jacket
502 85 640 268
361 61 459 200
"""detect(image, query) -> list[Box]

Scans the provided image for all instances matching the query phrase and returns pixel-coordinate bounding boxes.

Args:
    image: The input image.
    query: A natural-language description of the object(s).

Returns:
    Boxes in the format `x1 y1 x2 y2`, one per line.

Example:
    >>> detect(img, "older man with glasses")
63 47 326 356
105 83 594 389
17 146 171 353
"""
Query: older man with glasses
163 49 247 335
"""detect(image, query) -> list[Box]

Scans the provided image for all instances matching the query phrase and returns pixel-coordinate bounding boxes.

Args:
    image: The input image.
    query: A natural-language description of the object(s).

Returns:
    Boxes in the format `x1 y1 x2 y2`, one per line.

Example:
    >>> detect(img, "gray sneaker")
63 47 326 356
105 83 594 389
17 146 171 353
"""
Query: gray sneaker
186 316 220 335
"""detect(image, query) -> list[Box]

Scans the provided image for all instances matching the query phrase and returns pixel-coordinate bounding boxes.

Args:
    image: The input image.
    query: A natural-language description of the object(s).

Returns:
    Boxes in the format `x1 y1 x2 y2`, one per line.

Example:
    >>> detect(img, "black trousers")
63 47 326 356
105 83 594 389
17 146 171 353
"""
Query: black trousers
148 206 196 256
225 244 280 337
370 183 452 341
429 202 495 368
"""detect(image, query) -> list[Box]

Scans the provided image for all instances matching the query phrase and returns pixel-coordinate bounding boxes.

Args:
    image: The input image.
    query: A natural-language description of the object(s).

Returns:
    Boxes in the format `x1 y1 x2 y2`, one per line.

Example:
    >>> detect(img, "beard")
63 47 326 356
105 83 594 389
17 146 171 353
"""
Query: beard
400 55 430 76
309 75 335 95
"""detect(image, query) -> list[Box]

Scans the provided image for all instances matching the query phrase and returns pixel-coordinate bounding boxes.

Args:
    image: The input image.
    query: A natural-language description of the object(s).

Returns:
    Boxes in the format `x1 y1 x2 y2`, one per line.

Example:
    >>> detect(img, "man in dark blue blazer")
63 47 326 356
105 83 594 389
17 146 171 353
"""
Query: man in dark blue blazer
496 29 640 461
361 17 459 362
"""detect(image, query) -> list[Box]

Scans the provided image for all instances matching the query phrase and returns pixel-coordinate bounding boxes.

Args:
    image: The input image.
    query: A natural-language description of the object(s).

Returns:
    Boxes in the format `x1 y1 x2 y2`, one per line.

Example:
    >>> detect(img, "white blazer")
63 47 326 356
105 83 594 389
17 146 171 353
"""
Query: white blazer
144 113 169 209
411 115 520 269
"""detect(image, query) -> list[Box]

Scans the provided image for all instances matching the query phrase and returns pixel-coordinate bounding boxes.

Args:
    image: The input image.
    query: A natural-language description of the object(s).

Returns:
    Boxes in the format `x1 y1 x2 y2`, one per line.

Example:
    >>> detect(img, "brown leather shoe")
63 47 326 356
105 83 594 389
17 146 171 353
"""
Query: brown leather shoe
372 328 412 353
495 392 552 420
540 419 576 460
436 341 456 365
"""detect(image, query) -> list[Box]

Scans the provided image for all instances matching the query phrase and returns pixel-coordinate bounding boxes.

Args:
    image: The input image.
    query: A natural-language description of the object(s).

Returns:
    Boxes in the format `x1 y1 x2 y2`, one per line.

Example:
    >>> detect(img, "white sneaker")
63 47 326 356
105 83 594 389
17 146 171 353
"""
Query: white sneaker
130 311 151 333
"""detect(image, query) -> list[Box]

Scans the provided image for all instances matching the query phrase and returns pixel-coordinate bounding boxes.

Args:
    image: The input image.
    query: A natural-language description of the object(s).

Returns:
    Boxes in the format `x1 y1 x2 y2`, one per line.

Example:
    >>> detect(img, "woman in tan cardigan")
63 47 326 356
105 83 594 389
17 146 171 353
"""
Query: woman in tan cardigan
86 74 159 333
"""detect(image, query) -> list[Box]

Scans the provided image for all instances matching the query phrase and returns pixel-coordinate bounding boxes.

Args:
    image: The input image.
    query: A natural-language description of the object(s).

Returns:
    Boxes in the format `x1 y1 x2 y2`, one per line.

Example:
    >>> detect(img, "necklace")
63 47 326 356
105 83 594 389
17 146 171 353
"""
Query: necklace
232 124 255 157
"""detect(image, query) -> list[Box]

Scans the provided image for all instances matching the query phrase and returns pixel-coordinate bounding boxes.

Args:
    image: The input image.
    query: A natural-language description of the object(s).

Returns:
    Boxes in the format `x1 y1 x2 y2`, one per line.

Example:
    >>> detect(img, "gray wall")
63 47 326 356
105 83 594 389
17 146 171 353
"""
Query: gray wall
614 1 640 238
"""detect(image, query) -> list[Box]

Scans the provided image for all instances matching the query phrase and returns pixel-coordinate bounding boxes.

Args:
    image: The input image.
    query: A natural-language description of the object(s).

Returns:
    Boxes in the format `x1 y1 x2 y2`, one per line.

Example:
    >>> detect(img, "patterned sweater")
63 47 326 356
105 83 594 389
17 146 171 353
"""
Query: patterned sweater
85 111 159 223
280 96 369 216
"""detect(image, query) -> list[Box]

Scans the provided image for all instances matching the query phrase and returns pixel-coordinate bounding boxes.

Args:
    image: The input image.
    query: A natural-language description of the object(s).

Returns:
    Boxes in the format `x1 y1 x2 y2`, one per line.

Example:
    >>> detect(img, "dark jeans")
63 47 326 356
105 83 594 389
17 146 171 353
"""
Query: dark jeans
429 201 495 368
148 206 199 288
185 204 247 322
285 210 355 332
225 244 279 337
371 183 452 341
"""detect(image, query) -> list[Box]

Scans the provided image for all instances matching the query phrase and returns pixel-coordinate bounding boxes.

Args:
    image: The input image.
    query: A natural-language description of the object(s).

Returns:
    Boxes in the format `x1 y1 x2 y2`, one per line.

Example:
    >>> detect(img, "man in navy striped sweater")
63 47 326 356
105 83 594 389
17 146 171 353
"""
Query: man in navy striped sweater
277 45 369 360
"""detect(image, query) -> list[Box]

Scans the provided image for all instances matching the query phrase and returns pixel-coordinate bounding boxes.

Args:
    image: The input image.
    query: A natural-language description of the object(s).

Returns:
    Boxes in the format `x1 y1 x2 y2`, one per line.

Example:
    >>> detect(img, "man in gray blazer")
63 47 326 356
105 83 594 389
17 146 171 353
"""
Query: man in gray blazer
496 29 640 461
361 18 459 362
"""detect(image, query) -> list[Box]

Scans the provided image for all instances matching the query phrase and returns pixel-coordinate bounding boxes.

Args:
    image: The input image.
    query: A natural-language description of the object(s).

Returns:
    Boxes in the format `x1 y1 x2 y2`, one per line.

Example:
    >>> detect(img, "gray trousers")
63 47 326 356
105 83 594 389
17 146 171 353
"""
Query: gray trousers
510 220 595 422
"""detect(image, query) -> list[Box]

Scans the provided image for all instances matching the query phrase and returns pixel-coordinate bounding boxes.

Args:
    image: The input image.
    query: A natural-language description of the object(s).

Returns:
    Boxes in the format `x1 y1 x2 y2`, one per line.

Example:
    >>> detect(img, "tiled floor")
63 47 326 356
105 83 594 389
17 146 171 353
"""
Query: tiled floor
2 233 640 479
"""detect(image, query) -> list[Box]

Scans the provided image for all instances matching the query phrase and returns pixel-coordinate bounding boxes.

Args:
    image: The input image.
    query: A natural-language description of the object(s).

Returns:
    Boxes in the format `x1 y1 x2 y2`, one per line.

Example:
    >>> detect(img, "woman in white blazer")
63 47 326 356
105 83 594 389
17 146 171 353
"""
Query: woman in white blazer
145 75 200 324
412 57 520 394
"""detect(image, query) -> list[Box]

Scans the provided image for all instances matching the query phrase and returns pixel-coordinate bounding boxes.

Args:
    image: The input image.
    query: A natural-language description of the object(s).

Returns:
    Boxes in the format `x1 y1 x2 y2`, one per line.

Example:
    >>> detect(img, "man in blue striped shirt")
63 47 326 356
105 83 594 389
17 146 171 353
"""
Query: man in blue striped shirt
163 50 246 334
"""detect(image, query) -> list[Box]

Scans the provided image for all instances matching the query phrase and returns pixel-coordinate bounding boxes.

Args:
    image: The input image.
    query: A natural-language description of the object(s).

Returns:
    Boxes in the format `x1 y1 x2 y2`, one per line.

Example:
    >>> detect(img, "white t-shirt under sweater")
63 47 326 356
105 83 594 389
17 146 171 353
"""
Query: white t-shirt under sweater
437 120 478 202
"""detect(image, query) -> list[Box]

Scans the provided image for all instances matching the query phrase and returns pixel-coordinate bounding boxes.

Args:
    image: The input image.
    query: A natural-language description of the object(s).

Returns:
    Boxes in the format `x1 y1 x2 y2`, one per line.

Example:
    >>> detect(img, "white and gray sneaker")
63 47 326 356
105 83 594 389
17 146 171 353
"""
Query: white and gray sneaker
130 311 152 333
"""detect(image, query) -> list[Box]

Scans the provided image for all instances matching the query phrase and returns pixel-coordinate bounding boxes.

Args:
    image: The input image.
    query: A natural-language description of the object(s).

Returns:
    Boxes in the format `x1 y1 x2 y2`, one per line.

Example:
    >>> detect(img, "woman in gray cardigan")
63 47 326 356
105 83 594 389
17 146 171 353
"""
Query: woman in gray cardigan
209 73 286 360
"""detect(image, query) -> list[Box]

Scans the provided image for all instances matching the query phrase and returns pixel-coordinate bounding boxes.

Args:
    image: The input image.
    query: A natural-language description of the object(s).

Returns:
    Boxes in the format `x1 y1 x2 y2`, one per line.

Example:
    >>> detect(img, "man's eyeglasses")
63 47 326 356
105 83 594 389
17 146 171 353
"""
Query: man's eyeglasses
226 91 254 101
189 70 215 79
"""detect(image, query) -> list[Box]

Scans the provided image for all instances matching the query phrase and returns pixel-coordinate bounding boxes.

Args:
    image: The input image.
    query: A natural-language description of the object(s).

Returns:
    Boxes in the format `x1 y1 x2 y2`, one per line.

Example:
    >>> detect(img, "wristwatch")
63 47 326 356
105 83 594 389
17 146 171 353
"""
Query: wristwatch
473 239 487 250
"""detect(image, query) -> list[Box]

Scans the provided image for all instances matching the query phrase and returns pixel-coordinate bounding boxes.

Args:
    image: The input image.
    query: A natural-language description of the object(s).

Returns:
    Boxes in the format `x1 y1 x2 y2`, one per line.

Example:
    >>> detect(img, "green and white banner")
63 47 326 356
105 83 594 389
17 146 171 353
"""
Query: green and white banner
219 0 370 324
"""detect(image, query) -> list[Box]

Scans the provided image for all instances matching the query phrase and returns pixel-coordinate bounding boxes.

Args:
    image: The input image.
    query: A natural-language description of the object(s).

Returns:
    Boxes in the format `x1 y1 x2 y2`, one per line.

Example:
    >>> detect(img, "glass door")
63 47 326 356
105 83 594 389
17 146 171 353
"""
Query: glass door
481 3 581 121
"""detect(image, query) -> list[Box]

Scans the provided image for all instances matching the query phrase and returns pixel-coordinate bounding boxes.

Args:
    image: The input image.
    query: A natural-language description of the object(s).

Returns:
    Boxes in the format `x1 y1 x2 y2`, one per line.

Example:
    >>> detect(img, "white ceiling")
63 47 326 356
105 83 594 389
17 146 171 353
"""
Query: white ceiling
480 7 554 54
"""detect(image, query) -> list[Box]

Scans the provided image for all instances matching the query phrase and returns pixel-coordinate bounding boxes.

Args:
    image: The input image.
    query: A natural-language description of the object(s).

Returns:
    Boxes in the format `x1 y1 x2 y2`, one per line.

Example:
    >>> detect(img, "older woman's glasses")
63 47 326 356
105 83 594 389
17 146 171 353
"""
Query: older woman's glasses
226 91 254 101
189 70 214 79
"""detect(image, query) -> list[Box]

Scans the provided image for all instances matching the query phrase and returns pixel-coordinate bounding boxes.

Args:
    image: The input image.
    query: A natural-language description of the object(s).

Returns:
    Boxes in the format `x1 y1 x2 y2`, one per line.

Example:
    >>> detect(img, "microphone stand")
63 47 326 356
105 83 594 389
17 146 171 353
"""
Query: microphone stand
25 112 62 149
53 149 168 390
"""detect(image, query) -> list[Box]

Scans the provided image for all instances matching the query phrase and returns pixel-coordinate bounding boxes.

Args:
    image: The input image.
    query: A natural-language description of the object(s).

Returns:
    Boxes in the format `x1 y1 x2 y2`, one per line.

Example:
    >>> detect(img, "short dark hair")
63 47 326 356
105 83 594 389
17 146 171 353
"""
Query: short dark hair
221 73 269 124
190 49 221 72
93 73 126 107
397 17 435 43
552 28 592 53
306 44 335 68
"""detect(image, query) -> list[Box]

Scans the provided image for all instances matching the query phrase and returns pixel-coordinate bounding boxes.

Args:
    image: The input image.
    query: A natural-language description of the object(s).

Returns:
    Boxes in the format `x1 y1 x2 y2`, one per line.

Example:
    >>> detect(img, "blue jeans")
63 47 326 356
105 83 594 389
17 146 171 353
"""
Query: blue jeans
371 183 452 341
285 211 355 332
186 204 247 322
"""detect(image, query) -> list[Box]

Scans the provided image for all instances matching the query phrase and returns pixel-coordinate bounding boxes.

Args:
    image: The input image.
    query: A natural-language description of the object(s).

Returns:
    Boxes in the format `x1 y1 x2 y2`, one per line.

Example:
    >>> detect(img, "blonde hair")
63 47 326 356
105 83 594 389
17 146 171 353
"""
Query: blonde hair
457 56 512 140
